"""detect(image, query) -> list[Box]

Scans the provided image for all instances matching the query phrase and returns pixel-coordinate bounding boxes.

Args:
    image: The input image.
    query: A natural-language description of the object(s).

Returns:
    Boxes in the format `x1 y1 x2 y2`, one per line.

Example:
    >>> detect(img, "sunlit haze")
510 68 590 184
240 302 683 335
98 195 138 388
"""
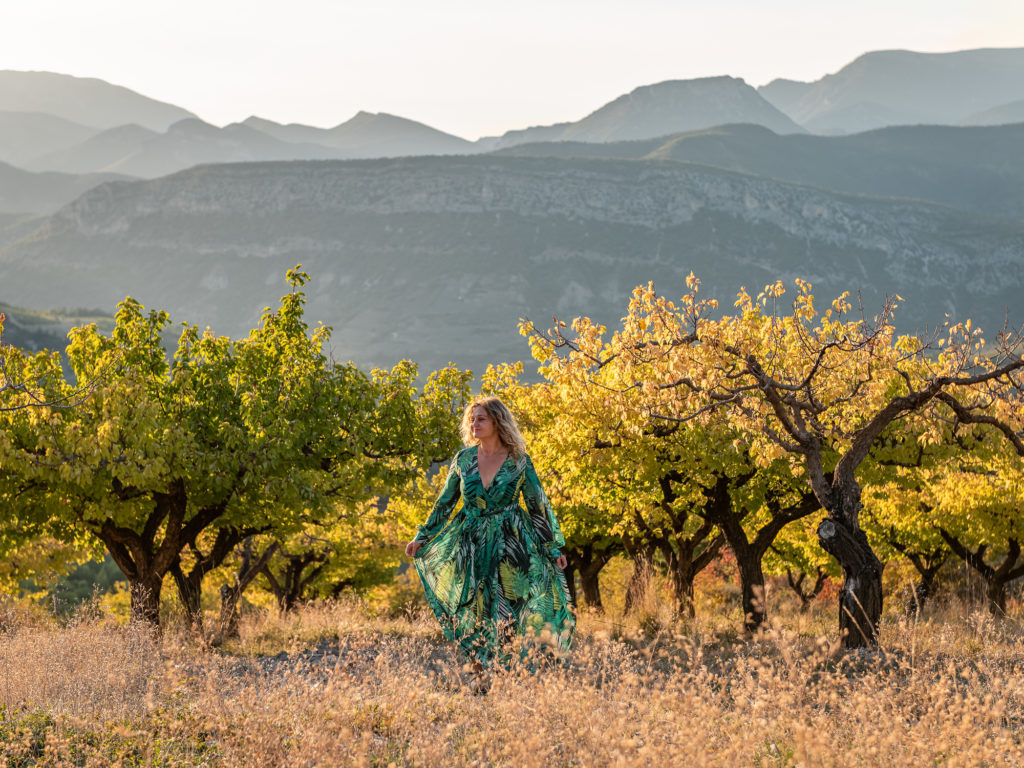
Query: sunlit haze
2 0 1022 138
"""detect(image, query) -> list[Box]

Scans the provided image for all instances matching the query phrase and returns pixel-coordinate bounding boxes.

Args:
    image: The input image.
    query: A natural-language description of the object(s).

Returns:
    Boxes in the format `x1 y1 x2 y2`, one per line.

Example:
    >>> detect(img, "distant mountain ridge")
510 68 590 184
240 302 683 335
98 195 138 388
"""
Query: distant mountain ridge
2 49 1023 376
960 98 1024 126
495 122 1024 220
0 160 129 214
28 118 351 178
26 124 158 175
0 71 809 184
758 48 1024 134
4 47 1023 184
0 111 98 167
243 112 474 157
2 155 1020 373
483 77 804 149
0 70 195 131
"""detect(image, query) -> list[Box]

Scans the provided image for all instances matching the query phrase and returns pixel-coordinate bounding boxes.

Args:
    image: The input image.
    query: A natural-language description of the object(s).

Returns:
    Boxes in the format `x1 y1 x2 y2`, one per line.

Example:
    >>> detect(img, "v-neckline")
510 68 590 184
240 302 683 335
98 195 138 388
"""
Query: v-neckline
475 446 509 492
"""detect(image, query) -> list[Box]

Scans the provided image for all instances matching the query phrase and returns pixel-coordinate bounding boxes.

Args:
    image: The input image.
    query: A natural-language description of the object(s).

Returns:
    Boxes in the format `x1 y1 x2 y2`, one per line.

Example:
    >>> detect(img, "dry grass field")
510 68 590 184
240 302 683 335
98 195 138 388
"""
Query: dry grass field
1 570 1022 767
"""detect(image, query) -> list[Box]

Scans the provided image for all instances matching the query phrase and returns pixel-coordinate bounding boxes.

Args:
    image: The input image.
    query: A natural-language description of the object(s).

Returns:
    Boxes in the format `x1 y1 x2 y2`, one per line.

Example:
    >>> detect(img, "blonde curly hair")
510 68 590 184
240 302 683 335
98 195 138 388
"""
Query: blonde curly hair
460 396 528 456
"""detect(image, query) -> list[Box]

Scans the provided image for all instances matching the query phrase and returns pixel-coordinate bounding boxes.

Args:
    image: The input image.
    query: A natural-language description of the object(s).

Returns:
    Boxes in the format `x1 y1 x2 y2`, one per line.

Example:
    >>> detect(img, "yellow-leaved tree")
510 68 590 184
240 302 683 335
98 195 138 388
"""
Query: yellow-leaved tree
525 276 1023 647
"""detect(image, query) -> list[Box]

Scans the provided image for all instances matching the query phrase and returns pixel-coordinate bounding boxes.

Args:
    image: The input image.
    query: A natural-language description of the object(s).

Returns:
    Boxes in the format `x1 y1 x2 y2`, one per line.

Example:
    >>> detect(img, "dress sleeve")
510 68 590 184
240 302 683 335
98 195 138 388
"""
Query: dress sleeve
413 453 462 544
521 455 566 560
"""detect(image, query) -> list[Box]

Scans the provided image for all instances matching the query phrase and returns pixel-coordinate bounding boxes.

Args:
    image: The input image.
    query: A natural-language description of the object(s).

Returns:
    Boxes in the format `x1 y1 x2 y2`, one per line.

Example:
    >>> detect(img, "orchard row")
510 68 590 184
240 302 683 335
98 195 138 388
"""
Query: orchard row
2 270 1022 648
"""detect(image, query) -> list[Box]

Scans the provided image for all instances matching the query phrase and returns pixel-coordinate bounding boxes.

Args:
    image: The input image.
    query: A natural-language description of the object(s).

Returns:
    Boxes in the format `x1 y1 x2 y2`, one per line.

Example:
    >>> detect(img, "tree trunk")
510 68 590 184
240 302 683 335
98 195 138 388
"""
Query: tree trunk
129 575 163 625
785 567 827 613
940 531 1024 618
622 557 648 616
564 542 615 613
214 539 279 644
169 527 250 630
694 469 819 633
817 516 883 648
905 557 945 616
987 578 1008 615
621 537 657 616
886 539 947 616
669 566 696 618
579 566 604 611
170 563 203 628
736 552 767 632
261 545 329 612
92 480 226 629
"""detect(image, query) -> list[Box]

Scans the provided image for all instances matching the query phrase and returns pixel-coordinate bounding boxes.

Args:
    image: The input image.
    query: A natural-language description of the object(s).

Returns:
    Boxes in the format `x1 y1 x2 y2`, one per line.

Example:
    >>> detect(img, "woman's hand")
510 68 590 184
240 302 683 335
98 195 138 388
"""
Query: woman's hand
555 555 567 570
405 540 423 558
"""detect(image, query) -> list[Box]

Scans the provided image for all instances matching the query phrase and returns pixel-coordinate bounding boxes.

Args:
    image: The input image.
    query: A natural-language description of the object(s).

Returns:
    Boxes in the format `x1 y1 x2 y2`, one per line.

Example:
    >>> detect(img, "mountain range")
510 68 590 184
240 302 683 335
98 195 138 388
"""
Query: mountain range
0 47 1022 375
757 48 1024 134
1 46 1022 200
496 122 1024 220
2 153 1021 374
0 70 195 131
0 160 128 215
478 76 804 149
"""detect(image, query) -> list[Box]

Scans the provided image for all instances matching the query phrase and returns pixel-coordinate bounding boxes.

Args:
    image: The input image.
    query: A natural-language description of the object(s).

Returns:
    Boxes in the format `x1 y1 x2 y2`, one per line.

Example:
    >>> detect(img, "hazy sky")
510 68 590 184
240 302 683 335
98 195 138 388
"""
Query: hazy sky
2 0 1021 139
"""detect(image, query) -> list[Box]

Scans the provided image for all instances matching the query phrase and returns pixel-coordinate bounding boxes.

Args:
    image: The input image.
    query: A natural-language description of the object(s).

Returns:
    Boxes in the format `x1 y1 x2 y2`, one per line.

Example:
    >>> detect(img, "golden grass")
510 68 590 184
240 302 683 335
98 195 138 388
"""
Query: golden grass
1 587 1022 767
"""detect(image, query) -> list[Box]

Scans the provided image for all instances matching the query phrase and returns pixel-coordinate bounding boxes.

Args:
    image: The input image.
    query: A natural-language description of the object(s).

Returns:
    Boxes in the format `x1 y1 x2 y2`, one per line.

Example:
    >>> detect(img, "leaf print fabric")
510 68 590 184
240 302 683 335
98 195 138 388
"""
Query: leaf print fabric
413 446 575 669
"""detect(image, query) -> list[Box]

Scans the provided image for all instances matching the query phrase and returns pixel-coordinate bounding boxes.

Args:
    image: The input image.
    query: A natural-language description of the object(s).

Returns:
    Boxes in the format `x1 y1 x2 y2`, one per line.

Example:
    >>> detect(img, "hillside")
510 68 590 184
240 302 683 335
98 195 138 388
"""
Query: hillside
0 111 98 167
0 161 130 214
1 156 1020 374
0 300 113 352
484 77 804 149
495 123 1024 219
758 48 1024 134
26 124 159 174
245 112 475 157
960 99 1024 126
22 114 476 178
26 119 350 178
0 70 196 131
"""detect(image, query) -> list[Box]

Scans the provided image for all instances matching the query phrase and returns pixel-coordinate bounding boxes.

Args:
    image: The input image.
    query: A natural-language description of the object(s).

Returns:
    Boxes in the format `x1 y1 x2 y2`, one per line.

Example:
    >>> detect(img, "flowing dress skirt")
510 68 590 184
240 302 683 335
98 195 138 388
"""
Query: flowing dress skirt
414 504 576 669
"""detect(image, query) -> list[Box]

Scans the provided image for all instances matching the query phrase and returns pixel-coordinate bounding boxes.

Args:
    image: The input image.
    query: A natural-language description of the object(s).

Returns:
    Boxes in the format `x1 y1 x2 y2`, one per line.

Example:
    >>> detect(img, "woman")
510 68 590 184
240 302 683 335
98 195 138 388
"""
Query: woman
405 396 575 688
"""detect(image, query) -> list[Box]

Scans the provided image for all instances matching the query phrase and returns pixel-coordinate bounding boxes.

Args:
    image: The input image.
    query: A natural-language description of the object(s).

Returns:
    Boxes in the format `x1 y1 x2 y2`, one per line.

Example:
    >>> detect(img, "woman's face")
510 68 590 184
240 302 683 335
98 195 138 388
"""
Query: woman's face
469 405 496 442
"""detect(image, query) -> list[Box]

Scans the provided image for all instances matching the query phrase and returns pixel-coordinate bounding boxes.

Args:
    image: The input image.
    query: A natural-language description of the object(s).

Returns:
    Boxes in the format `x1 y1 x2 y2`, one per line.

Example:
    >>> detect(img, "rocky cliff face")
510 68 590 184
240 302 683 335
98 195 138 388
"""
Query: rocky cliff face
3 155 1021 374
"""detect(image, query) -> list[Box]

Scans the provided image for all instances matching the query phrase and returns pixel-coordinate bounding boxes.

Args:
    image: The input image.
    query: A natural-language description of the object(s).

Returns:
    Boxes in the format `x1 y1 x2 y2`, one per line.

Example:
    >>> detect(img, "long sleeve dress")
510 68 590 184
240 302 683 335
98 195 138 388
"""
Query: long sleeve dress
412 446 576 669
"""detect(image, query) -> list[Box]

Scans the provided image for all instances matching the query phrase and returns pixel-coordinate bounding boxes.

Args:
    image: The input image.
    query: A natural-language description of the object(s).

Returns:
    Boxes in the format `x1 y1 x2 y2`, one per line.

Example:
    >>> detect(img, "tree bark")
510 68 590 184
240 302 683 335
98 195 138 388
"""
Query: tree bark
129 575 163 625
169 562 202 628
622 559 648 616
817 516 883 648
215 539 279 643
736 554 767 631
97 482 188 626
564 542 616 613
92 479 231 628
648 472 724 618
940 531 1024 617
987 579 1008 615
169 525 255 629
785 567 827 612
621 537 656 616
261 545 330 612
621 532 723 618
705 471 819 632
668 563 697 619
890 544 947 616
579 565 605 611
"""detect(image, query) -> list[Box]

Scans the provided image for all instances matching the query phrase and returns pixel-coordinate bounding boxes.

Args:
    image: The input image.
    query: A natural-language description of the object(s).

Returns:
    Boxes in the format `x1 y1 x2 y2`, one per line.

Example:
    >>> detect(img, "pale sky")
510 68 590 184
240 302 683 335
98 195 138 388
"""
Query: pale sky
2 0 1022 139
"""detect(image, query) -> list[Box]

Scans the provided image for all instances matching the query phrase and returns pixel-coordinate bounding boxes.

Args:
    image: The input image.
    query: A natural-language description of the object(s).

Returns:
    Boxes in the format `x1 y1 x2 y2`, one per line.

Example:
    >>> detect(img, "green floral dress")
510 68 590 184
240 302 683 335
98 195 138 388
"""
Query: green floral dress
413 446 576 669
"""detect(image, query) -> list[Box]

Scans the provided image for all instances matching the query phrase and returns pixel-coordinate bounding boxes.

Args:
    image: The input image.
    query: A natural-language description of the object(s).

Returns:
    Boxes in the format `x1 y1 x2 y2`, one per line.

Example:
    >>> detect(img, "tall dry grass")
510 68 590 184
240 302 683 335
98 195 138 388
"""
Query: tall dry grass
1 583 1022 767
